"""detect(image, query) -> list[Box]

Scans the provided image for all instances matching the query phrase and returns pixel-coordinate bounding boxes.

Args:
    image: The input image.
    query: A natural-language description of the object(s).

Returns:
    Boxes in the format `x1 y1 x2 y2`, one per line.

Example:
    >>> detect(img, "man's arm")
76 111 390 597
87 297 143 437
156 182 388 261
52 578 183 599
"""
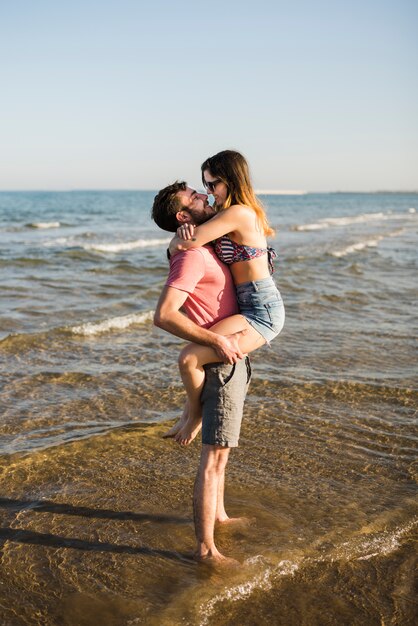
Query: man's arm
154 286 244 364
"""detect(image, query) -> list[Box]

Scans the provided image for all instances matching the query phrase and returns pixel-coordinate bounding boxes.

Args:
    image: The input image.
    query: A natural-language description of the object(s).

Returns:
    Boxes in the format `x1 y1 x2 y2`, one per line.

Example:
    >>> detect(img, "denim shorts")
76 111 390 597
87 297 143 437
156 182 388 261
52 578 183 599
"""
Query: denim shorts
201 356 251 448
236 276 285 344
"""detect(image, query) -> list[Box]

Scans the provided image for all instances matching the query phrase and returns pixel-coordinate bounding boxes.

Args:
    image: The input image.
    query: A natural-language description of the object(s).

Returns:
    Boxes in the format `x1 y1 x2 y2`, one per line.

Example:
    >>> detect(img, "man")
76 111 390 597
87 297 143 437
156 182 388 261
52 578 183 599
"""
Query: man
151 181 251 565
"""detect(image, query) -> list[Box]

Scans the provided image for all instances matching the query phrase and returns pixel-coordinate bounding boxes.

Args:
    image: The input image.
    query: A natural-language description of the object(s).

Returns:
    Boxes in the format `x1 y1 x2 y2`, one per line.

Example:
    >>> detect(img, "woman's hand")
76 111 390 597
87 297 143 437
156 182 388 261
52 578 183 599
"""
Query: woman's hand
168 224 196 255
177 223 196 240
168 235 187 256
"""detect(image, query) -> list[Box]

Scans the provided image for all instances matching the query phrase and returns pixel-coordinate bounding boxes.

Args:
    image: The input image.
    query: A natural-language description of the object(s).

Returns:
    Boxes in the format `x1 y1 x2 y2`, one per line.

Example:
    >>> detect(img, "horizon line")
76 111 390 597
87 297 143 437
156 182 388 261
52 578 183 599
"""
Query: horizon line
0 188 417 195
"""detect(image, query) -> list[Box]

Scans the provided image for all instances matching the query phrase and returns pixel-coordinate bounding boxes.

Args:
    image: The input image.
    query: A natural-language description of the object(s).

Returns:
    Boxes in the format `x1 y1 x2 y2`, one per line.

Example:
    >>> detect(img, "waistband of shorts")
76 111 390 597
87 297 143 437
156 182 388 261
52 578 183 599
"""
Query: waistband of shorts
235 276 276 292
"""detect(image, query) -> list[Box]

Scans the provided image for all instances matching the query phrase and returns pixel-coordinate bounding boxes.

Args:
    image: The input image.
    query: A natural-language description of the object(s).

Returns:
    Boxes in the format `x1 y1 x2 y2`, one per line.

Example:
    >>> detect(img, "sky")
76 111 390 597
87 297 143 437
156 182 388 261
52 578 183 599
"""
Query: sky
0 0 417 192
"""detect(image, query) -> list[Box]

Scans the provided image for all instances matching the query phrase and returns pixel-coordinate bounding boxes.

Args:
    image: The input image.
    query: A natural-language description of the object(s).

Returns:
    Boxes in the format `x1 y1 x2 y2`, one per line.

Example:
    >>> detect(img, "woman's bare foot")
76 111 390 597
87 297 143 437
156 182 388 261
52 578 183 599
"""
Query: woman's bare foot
174 415 202 446
162 420 183 439
162 402 189 439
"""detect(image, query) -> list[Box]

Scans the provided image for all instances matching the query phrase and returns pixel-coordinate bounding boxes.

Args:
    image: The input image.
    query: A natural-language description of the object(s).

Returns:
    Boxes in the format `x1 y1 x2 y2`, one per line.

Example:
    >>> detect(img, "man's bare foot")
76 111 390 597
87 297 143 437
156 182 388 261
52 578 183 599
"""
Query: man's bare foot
194 550 240 568
216 516 255 528
174 416 202 446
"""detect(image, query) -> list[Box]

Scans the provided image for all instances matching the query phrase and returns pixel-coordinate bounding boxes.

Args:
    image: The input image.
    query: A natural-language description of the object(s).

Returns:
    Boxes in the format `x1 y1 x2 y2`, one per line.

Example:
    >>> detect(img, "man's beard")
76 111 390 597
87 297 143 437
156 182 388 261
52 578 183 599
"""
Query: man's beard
195 215 212 225
193 208 216 225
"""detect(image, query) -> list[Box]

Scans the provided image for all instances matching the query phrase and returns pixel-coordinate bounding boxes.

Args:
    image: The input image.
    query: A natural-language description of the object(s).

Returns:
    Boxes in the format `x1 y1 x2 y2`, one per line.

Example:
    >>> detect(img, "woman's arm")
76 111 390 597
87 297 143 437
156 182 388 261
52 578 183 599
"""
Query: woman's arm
169 205 250 254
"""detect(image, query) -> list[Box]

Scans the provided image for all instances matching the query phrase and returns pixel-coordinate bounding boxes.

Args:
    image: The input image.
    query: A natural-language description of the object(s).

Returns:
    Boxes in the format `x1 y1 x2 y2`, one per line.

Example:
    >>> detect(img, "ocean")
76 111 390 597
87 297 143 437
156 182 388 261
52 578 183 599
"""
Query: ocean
0 190 417 625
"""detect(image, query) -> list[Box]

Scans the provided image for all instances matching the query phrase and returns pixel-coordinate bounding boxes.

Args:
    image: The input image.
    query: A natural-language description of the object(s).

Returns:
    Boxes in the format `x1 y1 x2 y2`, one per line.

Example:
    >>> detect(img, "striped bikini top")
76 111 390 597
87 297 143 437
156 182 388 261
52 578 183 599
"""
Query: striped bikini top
213 235 277 274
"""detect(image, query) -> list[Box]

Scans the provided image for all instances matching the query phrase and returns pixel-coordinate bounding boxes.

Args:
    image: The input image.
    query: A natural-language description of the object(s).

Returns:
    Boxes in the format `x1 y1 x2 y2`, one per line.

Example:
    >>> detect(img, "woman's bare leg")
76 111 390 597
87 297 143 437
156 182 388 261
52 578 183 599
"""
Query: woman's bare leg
175 349 206 445
175 315 265 446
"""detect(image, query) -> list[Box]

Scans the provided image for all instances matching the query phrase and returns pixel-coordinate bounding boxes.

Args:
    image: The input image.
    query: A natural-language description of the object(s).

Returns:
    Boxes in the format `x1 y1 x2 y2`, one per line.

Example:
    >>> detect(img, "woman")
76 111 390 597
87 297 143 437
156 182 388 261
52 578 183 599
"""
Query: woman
168 150 285 445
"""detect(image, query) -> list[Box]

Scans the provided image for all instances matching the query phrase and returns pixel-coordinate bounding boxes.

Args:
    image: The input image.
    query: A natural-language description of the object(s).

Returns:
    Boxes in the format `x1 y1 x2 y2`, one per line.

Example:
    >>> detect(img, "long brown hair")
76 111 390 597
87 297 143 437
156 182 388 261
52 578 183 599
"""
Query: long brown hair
201 150 274 237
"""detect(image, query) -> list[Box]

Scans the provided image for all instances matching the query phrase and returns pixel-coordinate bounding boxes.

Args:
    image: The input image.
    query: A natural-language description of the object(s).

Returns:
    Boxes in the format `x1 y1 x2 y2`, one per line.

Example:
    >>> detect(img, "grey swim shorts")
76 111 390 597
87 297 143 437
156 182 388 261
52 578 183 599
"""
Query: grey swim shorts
201 356 252 448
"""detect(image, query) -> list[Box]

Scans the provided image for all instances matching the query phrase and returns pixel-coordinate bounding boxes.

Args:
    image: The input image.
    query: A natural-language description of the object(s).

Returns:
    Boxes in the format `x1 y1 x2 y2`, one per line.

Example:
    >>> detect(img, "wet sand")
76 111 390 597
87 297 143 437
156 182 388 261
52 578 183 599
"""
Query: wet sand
1 376 416 625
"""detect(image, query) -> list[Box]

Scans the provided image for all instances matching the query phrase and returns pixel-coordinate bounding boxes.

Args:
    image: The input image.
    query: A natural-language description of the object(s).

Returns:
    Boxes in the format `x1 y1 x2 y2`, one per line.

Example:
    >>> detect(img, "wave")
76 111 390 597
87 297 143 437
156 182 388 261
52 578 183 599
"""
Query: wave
0 310 154 349
293 209 416 232
330 228 404 258
82 238 171 253
70 311 154 336
331 236 383 257
198 517 417 625
42 236 170 252
197 558 298 625
339 517 417 561
42 236 76 247
27 222 61 229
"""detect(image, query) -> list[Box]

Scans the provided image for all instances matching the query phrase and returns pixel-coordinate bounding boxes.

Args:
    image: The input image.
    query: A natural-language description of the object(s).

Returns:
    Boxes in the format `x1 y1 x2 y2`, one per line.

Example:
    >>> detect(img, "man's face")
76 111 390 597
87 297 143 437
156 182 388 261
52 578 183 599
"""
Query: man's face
176 187 216 225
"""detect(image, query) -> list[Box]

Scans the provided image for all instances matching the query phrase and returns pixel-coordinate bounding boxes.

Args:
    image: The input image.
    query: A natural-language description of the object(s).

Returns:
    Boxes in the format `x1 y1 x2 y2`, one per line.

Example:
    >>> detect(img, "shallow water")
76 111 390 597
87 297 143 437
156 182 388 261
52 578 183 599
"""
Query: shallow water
0 191 417 624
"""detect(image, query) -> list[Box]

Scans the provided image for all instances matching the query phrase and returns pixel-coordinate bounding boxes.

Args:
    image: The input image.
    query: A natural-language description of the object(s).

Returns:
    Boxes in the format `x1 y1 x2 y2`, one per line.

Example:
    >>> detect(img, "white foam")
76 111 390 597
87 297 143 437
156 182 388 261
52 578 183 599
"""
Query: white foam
198 517 417 624
337 518 417 562
199 559 299 625
71 311 154 336
83 238 170 253
321 212 388 226
43 236 75 247
28 221 61 229
331 228 404 257
294 210 414 232
294 222 327 231
331 237 383 257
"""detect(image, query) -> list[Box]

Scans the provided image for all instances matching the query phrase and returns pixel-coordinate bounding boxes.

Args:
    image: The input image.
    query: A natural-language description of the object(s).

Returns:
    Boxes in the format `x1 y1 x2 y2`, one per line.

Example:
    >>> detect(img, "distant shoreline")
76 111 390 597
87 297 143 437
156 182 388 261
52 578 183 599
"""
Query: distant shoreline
255 190 307 195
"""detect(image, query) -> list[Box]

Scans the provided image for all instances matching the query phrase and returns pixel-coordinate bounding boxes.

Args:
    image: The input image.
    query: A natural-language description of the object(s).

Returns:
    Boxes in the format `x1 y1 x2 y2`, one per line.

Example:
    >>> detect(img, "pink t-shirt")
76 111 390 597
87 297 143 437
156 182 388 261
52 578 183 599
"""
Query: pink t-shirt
166 245 238 328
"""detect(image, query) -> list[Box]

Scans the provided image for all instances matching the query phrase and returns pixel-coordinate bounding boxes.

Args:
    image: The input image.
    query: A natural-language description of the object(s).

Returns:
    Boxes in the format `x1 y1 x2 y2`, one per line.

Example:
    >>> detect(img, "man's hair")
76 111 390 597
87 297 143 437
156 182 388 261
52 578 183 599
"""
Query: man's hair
151 180 187 232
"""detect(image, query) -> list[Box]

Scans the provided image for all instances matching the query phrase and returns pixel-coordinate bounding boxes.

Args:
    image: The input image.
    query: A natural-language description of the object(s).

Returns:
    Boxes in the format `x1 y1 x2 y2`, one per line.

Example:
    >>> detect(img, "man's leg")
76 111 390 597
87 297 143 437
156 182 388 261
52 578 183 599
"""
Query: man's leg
195 357 251 561
193 444 238 563
215 470 228 523
215 464 253 526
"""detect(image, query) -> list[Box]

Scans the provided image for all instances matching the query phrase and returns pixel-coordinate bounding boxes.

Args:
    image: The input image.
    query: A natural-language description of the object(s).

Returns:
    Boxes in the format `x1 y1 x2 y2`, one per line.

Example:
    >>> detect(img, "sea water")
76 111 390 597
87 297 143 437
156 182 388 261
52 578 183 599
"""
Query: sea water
0 191 417 625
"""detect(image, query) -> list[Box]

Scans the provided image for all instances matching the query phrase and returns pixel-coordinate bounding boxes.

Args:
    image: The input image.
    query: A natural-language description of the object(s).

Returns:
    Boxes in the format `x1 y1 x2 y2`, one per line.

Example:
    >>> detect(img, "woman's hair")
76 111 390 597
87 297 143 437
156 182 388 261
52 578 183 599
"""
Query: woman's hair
201 150 274 236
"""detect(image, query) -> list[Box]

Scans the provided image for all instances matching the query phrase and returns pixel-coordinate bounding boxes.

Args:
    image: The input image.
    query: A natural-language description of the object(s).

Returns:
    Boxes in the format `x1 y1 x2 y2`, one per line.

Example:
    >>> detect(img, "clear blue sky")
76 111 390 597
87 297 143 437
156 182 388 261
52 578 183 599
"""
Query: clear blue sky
1 0 417 191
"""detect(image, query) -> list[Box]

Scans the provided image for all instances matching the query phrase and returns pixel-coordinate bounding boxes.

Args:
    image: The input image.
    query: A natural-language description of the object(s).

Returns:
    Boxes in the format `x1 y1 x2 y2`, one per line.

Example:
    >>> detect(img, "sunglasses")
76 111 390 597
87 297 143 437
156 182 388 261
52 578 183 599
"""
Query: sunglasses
204 178 222 193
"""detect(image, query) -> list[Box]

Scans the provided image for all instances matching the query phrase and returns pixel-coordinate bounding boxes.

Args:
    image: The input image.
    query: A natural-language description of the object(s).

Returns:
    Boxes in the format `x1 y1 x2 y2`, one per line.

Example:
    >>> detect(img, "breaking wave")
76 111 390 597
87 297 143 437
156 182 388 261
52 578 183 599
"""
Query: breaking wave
331 237 384 257
293 209 416 232
330 229 404 257
42 237 171 252
82 238 171 253
27 221 61 229
70 311 154 336
0 311 155 349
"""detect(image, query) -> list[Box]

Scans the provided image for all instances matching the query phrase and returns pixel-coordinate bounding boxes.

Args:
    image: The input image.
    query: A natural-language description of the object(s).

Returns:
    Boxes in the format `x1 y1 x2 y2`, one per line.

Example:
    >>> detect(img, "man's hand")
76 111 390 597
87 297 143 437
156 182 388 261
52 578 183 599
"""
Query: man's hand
213 330 248 364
